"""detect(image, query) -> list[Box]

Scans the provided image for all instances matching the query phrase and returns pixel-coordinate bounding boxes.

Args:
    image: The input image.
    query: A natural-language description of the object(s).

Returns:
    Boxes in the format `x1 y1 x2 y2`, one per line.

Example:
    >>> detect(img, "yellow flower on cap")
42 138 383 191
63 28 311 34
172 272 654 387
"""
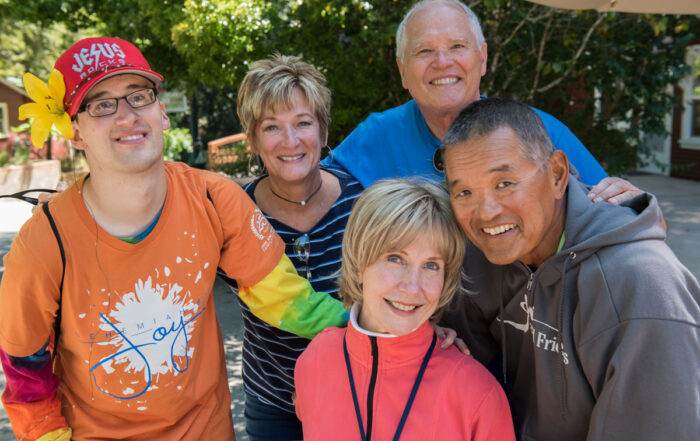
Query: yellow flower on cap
18 69 74 149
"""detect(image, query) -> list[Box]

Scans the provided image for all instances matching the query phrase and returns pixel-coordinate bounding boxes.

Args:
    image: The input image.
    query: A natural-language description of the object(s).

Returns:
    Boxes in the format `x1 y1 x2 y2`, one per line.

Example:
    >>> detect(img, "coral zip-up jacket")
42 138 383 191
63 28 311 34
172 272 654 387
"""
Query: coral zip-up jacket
295 319 515 441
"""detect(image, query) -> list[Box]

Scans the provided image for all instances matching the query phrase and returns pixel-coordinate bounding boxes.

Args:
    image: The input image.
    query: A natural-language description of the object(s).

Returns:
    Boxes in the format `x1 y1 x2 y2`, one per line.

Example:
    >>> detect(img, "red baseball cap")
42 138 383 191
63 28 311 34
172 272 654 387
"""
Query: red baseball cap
54 37 163 116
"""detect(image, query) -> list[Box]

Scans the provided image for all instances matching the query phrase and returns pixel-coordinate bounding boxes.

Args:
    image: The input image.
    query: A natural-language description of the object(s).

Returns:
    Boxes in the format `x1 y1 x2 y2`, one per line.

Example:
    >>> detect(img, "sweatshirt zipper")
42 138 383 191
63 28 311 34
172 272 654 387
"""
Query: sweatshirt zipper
525 272 535 331
499 268 535 385
365 336 379 441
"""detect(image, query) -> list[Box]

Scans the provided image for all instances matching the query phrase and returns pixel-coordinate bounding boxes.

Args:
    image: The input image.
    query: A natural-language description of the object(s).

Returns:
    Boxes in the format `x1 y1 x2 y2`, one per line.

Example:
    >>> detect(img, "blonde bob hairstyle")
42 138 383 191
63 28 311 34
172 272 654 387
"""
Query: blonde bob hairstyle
236 53 331 152
339 179 466 320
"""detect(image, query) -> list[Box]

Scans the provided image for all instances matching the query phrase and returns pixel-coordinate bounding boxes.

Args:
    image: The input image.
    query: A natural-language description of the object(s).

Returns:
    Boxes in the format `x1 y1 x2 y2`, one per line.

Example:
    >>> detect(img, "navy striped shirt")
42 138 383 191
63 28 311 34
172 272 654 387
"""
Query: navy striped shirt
235 168 362 414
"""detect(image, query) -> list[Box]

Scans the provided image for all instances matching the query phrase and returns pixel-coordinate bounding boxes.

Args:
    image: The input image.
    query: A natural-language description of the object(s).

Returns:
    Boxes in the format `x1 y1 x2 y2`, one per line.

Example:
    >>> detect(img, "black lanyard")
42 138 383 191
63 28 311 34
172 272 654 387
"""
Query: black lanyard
343 330 437 441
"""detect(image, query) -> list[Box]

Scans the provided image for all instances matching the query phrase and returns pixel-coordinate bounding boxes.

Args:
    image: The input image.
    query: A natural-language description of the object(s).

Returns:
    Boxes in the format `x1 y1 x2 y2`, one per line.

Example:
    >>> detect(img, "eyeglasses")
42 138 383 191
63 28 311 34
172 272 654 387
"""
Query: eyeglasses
433 147 446 173
293 233 311 280
0 188 57 205
77 88 158 117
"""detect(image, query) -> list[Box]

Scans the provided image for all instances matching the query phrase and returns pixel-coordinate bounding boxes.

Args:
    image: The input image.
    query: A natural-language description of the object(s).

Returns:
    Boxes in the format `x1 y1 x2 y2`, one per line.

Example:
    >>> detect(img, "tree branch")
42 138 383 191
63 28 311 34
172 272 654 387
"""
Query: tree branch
534 13 606 95
486 4 539 93
527 9 554 101
503 5 538 47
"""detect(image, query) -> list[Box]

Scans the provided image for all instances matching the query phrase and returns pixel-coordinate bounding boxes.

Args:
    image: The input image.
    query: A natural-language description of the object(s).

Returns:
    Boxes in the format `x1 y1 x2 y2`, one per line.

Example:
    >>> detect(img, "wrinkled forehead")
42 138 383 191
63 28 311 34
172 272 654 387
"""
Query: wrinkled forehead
447 127 526 160
445 136 539 183
406 1 476 42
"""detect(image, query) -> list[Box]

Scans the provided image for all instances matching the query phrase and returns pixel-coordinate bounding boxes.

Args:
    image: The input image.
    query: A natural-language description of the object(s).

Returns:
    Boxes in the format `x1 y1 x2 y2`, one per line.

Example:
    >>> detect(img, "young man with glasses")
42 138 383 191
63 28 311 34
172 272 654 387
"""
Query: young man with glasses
0 37 348 441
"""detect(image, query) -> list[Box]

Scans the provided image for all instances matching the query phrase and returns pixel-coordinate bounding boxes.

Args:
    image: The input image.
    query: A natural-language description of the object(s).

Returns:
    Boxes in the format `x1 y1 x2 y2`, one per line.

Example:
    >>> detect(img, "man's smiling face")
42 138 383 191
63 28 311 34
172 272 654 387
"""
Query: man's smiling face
72 73 169 175
446 126 568 267
397 1 487 124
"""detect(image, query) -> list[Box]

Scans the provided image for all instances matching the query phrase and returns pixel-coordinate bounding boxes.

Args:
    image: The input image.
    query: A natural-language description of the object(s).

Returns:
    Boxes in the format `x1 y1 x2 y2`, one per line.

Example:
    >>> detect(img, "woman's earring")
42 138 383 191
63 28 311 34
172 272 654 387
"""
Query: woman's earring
248 154 266 176
247 154 255 175
324 145 334 166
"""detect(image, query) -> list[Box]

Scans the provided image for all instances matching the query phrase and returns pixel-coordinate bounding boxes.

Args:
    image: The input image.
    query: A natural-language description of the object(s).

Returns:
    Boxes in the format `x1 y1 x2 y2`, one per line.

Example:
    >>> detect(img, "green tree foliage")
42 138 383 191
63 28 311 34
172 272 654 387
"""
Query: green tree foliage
476 4 696 172
0 18 93 80
162 127 194 162
265 1 409 143
2 0 697 175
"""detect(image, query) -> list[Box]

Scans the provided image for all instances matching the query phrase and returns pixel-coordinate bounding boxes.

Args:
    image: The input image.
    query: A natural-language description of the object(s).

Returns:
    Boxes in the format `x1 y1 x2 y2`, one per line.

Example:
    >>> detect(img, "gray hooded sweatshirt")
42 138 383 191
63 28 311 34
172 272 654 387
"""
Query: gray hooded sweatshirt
442 176 700 441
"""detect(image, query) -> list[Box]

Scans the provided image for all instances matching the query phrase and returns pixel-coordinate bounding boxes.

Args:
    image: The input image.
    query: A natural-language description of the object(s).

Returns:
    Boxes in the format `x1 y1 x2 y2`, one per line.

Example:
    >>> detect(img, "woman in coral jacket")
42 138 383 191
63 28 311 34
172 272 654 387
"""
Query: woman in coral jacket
295 179 515 441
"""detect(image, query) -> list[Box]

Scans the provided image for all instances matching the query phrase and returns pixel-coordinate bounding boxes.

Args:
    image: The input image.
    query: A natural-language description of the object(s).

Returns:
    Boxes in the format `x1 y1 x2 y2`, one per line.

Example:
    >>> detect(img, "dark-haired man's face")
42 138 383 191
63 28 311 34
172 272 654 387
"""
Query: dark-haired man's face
445 126 568 268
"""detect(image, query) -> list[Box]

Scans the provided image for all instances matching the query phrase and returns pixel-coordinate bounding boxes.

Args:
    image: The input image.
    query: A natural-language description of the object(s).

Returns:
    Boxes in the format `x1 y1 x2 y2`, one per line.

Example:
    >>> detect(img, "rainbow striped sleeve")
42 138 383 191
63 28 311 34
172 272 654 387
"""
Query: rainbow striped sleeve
36 428 72 441
0 344 70 440
238 254 349 340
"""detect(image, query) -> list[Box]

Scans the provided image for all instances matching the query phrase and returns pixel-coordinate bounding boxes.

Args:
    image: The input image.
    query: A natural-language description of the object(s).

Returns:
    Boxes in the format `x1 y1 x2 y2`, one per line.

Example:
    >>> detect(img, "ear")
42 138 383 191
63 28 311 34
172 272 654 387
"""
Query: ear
479 43 488 77
160 102 170 130
549 150 569 200
396 57 409 89
70 119 88 152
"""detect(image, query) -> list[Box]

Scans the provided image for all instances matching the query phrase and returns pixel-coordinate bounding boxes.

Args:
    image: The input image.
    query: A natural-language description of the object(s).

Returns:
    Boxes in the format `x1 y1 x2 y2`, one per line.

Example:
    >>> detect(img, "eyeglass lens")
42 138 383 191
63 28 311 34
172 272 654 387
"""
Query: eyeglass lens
86 88 157 117
433 147 445 173
293 234 311 280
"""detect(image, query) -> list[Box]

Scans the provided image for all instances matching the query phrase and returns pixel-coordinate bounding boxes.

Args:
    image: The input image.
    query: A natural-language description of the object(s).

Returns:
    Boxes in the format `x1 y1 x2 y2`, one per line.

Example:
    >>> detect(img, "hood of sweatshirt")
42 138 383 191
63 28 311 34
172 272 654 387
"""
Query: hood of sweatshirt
510 177 667 434
547 175 665 273
444 175 694 441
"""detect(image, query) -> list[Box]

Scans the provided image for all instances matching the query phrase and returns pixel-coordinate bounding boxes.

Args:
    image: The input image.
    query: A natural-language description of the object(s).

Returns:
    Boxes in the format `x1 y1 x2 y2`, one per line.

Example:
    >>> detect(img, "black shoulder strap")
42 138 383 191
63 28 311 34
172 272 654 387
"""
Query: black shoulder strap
41 202 65 359
206 188 215 206
206 188 227 278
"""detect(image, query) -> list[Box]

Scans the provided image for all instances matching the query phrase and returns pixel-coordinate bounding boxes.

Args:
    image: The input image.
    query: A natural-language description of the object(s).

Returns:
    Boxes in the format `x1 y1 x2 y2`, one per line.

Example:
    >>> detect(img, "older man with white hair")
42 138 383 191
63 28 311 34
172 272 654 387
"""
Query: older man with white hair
325 0 640 203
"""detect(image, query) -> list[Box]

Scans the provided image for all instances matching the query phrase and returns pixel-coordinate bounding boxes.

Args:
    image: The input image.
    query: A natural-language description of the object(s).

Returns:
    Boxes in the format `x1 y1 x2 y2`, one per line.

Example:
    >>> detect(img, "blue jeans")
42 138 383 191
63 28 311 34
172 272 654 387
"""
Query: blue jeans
244 393 303 441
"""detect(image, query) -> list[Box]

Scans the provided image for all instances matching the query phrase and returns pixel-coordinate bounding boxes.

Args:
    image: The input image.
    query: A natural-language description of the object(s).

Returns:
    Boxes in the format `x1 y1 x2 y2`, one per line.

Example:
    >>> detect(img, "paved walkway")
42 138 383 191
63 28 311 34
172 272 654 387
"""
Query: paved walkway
626 173 700 277
0 173 698 440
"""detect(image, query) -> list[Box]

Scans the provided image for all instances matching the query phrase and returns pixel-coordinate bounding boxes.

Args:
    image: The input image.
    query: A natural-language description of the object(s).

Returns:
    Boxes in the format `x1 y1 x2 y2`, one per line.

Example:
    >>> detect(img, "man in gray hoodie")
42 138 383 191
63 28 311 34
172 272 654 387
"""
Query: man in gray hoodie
440 97 700 441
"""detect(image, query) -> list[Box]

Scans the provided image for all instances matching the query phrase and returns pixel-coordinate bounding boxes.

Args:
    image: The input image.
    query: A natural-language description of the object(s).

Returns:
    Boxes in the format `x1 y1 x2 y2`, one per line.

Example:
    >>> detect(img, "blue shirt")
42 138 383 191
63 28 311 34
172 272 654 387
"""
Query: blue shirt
323 99 607 187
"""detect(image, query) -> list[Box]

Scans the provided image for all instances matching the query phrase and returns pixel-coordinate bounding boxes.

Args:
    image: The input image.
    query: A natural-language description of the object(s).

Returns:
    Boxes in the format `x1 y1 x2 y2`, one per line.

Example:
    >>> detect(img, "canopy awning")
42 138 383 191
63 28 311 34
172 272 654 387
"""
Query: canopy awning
525 0 700 14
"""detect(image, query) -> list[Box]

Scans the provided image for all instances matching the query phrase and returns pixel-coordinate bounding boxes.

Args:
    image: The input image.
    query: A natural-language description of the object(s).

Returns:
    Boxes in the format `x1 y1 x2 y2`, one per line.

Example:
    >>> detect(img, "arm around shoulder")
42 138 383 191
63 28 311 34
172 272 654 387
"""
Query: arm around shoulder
207 174 348 339
239 255 348 340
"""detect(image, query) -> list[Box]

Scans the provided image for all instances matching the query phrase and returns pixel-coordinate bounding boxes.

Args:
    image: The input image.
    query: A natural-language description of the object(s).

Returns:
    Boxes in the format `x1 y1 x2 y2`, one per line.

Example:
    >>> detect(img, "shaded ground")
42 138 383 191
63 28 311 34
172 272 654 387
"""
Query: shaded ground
628 173 700 277
216 278 249 440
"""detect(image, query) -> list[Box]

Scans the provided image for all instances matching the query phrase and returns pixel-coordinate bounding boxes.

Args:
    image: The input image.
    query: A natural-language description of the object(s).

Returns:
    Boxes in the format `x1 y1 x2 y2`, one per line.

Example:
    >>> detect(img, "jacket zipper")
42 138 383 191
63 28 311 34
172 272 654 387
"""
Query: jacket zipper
499 267 535 385
365 336 379 441
525 272 535 329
